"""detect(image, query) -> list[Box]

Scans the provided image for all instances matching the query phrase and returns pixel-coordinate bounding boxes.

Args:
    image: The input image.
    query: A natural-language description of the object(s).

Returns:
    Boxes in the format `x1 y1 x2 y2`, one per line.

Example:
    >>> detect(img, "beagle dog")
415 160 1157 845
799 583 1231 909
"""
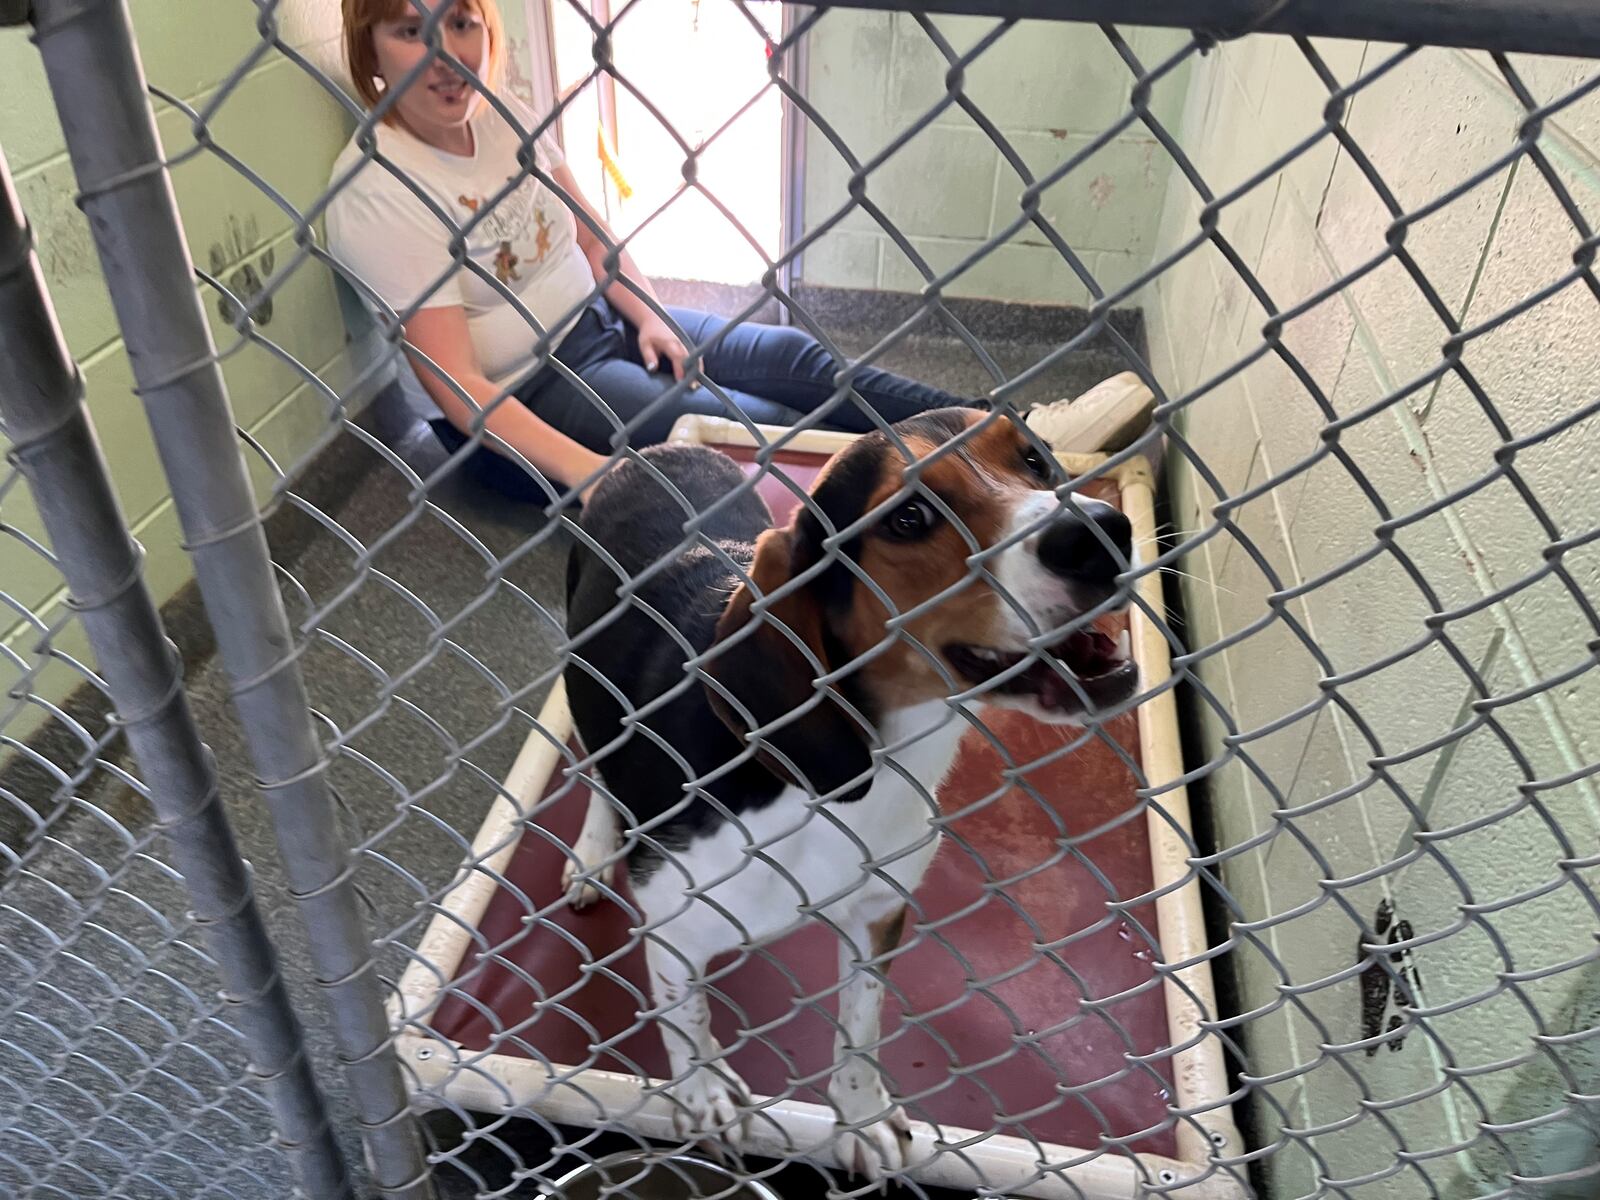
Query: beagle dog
560 408 1137 1178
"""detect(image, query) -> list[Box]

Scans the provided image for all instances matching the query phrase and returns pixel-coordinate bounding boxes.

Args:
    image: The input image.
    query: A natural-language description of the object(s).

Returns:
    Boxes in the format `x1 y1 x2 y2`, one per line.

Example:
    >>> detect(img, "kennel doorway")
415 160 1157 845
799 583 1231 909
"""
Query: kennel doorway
548 0 790 285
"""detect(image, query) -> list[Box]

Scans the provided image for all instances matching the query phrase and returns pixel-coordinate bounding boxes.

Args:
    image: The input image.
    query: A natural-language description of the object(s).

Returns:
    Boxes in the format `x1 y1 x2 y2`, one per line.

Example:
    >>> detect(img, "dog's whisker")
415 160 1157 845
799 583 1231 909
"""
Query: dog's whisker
1155 564 1239 597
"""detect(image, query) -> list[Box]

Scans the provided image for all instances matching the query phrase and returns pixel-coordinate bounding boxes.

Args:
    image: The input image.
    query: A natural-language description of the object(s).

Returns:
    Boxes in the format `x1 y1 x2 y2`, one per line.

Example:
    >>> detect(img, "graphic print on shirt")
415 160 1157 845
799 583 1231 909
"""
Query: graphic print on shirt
495 242 520 281
534 209 553 260
455 175 557 283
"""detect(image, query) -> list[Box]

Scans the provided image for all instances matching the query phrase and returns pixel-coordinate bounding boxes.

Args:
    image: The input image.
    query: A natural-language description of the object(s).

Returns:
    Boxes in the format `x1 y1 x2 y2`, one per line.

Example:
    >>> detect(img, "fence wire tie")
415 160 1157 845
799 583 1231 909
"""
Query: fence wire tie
251 755 336 803
150 776 231 840
1 389 88 464
173 502 277 557
59 550 152 623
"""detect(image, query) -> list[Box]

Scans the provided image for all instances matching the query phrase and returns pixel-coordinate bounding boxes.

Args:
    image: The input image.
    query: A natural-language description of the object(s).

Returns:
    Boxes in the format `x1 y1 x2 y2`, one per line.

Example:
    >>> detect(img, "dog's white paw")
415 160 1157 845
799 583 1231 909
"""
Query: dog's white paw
560 855 616 910
667 1065 752 1150
836 1102 912 1181
830 1072 912 1180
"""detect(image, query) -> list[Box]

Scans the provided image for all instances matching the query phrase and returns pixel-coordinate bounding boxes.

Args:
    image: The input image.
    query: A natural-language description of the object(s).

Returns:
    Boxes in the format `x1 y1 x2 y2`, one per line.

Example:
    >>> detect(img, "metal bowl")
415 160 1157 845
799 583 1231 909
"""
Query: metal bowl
536 1151 782 1200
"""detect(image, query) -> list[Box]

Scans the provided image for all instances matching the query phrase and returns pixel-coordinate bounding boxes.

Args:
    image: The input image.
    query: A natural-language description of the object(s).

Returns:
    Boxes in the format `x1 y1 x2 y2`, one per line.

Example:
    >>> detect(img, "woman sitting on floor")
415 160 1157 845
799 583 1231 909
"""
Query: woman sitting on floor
329 0 1074 502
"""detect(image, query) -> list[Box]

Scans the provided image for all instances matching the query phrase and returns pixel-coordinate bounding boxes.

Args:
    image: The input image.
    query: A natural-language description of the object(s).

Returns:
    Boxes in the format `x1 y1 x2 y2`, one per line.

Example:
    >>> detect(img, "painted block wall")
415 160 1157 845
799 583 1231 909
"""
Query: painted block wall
799 12 1191 305
1142 36 1600 1197
0 1 562 751
0 1 428 751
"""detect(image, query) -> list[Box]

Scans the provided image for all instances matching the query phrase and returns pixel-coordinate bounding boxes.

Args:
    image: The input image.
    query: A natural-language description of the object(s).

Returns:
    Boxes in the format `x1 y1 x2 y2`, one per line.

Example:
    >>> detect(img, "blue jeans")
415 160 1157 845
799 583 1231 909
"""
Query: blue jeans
432 298 971 502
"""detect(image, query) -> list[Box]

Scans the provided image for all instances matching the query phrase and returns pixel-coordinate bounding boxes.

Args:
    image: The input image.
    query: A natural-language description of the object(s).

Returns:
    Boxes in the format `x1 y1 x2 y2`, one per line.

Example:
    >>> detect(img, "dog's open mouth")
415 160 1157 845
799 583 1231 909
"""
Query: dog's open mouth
944 625 1139 714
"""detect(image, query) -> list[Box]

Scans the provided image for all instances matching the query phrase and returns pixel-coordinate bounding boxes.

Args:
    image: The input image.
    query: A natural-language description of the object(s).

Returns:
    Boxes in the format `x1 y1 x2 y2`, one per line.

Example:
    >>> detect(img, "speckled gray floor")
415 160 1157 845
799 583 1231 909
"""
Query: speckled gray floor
0 284 1146 1199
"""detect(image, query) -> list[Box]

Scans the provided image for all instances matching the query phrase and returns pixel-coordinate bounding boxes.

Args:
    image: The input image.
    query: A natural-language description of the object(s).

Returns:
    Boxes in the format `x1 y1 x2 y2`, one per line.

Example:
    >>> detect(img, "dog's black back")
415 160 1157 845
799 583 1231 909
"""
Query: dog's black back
564 445 786 878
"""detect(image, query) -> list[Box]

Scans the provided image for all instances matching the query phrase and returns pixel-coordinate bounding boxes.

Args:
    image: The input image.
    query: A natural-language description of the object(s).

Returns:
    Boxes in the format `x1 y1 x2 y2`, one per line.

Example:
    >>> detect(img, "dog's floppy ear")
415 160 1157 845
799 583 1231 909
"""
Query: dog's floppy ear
702 524 875 801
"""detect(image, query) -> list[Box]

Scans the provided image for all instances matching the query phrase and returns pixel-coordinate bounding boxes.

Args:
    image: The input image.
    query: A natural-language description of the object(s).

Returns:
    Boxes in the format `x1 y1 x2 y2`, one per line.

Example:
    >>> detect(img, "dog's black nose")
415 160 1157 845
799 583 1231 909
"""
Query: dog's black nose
1038 502 1132 585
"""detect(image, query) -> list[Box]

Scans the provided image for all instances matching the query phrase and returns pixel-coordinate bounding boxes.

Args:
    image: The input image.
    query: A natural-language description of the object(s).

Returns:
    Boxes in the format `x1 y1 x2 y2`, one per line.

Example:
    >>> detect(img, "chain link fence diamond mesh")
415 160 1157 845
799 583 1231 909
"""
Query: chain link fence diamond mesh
0 369 306 1200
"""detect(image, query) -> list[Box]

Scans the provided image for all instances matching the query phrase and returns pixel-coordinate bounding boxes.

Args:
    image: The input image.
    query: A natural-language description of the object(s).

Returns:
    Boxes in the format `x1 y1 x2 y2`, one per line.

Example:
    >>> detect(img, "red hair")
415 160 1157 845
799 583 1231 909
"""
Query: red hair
342 0 506 114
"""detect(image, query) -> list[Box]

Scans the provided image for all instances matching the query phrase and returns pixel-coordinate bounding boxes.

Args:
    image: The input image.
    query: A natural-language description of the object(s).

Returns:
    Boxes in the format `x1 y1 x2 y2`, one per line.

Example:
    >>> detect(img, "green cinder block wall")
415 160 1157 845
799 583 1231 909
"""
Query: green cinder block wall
0 0 547 750
1143 36 1600 1197
799 12 1191 306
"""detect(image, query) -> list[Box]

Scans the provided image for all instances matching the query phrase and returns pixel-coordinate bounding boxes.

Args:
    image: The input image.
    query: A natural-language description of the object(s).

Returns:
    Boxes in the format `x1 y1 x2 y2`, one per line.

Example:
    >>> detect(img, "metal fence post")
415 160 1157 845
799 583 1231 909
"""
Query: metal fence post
0 144 354 1200
23 2 435 1196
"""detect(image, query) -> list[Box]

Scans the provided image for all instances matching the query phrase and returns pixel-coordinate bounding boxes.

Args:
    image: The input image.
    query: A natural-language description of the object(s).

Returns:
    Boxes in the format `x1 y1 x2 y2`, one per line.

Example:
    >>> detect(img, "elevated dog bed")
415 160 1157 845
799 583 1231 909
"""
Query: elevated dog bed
391 417 1240 1199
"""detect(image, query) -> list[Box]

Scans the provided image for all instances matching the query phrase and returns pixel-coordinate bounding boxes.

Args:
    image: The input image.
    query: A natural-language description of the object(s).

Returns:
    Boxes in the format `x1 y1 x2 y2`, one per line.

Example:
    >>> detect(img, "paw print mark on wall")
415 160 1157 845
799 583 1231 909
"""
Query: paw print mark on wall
208 213 275 328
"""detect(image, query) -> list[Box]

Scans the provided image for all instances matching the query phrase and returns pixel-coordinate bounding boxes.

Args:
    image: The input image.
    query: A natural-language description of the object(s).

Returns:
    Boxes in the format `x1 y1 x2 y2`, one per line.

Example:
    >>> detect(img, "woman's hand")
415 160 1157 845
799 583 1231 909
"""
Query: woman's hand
556 162 697 389
558 162 696 388
635 315 695 385
576 448 613 505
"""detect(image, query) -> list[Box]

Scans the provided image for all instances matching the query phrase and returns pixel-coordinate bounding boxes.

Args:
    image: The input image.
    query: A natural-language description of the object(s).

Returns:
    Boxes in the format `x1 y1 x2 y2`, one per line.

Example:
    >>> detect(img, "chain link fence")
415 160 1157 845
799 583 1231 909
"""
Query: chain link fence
3 1 1600 1198
0 474 293 1200
0 172 324 1197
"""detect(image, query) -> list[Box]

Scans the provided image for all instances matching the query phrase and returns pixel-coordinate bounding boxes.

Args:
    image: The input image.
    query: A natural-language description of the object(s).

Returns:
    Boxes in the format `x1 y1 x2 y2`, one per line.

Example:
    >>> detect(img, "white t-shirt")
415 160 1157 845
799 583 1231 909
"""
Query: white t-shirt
325 98 598 396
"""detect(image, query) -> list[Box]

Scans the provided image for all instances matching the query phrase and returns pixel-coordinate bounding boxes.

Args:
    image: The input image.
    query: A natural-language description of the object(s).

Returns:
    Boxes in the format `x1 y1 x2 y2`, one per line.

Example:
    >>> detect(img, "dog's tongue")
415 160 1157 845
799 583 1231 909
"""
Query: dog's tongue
1064 628 1120 676
1036 626 1129 709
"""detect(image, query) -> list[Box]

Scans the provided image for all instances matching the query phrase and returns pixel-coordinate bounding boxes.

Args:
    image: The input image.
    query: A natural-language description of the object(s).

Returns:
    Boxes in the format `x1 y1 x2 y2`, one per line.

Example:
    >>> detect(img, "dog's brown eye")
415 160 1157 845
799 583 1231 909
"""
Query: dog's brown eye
886 498 937 540
1023 445 1051 482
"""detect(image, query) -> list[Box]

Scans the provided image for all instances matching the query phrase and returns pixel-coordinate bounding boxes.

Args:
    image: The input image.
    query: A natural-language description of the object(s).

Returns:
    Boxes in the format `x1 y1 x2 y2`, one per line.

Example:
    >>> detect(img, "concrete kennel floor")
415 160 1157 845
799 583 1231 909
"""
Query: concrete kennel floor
1 284 1154 1199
